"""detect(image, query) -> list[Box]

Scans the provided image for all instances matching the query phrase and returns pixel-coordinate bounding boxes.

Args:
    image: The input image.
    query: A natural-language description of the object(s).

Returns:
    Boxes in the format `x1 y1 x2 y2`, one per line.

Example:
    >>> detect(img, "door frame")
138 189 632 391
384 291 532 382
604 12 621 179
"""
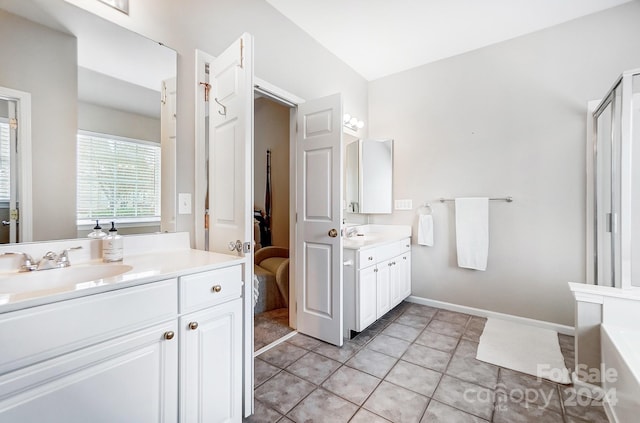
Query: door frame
253 78 304 329
194 52 304 417
0 86 32 243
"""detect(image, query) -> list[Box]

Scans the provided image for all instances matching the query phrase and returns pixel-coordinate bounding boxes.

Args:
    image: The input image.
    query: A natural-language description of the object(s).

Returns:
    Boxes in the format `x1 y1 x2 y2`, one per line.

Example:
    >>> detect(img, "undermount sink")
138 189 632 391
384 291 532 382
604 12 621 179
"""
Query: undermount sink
0 264 133 295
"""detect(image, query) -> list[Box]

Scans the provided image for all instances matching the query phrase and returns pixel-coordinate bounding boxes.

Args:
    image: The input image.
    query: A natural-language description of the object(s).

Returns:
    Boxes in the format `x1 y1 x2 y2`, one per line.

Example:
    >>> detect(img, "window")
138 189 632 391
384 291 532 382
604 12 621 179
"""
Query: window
77 131 160 224
0 120 10 203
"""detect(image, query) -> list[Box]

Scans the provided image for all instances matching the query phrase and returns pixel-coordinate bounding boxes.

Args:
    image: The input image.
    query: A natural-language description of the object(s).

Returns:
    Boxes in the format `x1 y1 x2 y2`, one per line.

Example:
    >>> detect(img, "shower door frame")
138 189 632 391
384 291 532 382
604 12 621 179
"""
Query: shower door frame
589 69 638 289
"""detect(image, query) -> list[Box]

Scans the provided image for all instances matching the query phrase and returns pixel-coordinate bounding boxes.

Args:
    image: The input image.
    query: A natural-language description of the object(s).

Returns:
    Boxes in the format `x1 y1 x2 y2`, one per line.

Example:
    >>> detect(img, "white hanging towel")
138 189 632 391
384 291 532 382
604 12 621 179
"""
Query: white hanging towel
417 214 434 246
455 197 489 271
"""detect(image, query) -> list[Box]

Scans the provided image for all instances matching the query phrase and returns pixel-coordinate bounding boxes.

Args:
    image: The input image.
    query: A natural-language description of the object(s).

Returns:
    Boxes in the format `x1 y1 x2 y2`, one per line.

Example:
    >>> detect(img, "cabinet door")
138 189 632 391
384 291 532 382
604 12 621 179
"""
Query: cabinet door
180 298 242 423
0 322 178 423
399 253 412 299
357 265 378 330
376 260 391 319
389 256 401 308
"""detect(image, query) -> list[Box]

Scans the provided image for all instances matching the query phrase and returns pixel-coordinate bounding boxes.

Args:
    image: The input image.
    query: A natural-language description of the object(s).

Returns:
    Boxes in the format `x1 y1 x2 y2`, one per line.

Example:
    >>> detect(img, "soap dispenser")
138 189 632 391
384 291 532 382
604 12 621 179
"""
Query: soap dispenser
88 220 107 239
102 221 123 262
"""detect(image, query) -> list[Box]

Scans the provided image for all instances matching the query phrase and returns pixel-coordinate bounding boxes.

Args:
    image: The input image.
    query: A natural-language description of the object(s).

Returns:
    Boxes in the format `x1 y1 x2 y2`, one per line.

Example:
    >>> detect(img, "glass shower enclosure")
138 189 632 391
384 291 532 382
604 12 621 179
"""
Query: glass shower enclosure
590 68 640 288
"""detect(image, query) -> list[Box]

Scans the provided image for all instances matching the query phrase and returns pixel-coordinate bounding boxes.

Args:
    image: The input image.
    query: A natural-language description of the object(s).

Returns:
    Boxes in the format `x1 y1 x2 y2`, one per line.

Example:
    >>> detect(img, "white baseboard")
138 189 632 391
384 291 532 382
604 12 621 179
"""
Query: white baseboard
406 295 575 336
254 331 298 357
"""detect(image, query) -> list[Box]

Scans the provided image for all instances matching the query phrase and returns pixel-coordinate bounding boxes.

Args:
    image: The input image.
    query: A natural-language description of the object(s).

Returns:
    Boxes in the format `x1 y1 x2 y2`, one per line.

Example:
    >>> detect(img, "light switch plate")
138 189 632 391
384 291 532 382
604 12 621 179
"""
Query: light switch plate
178 193 192 215
394 199 413 210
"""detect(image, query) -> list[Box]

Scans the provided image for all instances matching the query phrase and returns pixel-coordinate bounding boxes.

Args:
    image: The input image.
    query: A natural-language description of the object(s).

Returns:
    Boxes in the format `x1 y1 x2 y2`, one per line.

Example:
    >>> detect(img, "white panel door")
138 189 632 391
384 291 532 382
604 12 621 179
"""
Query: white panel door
295 93 343 346
207 34 254 417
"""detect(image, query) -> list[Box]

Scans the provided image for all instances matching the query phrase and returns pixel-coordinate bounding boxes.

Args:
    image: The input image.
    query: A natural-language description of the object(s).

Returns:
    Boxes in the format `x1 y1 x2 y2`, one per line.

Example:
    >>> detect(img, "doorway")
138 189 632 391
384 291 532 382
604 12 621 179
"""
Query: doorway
253 93 294 351
0 87 32 244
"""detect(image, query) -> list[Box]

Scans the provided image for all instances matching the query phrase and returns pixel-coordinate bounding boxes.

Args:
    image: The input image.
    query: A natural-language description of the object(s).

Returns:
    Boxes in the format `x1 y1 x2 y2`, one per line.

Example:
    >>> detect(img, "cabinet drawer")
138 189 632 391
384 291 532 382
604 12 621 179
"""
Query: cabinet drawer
357 249 377 269
179 265 242 313
0 279 177 374
376 238 411 262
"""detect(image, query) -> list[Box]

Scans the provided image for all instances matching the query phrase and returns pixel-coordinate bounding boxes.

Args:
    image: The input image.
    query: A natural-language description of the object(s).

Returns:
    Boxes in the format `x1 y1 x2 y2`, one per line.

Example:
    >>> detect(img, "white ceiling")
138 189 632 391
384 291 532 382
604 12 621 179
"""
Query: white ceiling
266 0 633 81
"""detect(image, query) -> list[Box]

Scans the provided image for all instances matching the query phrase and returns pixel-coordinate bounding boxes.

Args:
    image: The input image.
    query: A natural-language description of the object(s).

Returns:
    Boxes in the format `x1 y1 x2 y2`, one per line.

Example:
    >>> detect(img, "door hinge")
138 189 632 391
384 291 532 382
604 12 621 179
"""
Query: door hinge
240 38 244 69
199 82 211 102
10 209 18 221
9 118 17 130
161 81 167 105
243 242 251 254
606 213 613 233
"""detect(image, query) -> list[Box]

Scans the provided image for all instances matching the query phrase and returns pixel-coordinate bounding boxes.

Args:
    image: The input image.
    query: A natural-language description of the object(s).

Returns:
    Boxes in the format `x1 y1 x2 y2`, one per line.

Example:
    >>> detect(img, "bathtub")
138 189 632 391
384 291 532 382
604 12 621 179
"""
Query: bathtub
601 324 640 423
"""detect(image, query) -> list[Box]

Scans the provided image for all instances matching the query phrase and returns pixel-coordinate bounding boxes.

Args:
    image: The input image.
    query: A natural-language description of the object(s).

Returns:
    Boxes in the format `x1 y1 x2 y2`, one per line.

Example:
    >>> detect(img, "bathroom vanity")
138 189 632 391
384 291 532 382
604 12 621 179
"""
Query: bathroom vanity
343 225 412 336
0 233 245 423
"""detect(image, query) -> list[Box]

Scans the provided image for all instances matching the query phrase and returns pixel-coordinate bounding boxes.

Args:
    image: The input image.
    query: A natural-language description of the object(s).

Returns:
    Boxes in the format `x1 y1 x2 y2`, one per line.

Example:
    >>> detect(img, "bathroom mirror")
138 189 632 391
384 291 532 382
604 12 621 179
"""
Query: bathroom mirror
0 0 177 243
345 139 393 214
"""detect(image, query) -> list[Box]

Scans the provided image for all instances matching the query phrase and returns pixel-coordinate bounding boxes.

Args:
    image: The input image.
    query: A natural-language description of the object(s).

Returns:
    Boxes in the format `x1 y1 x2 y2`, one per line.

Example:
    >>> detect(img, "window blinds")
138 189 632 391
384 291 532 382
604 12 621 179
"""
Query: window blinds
77 131 160 221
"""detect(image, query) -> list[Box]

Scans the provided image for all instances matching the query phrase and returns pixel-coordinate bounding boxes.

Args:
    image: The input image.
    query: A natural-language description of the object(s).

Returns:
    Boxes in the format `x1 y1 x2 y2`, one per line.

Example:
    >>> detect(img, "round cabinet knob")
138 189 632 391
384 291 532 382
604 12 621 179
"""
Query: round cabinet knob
163 331 175 340
212 285 222 293
189 322 199 330
328 228 338 238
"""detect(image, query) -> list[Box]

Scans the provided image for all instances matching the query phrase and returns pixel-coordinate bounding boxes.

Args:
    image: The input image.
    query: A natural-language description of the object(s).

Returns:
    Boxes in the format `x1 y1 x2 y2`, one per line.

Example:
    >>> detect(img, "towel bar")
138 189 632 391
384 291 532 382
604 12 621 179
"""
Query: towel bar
439 196 513 203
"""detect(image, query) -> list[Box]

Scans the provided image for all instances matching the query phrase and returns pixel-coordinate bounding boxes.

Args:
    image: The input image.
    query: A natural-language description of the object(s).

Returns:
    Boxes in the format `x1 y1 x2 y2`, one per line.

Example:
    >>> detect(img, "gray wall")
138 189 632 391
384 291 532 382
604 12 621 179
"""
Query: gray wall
368 2 640 326
78 101 160 142
0 10 77 241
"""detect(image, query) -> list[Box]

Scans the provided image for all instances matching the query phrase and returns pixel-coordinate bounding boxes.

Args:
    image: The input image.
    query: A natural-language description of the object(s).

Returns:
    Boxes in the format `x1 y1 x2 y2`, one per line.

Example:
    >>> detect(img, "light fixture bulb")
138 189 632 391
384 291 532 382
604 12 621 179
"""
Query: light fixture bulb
357 120 364 129
343 113 351 123
350 117 358 126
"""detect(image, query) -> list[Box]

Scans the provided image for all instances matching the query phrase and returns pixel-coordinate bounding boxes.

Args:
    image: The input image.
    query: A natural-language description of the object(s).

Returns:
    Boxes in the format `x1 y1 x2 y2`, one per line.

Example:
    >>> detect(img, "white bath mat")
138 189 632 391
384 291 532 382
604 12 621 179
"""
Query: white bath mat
476 317 571 384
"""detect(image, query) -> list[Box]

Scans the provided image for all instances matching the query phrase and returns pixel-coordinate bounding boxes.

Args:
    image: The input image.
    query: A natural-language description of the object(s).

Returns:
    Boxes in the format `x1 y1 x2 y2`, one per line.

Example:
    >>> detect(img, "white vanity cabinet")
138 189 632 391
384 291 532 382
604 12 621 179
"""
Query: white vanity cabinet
344 237 411 335
179 266 243 423
0 279 179 423
0 259 244 423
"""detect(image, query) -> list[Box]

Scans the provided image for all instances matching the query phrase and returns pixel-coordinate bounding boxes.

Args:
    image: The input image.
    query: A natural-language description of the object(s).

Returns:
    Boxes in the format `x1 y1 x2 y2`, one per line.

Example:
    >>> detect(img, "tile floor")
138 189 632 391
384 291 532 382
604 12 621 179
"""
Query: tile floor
246 301 609 423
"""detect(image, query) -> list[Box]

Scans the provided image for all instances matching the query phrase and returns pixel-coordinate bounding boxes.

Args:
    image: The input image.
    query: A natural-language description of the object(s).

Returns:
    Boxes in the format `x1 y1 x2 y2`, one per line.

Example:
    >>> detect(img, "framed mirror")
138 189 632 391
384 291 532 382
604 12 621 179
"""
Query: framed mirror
0 0 177 243
345 138 393 214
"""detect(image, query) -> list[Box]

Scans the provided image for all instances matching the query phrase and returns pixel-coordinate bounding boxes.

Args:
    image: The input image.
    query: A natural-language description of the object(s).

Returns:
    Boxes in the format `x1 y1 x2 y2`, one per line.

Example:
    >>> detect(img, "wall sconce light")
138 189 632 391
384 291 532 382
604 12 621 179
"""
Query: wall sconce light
343 113 364 131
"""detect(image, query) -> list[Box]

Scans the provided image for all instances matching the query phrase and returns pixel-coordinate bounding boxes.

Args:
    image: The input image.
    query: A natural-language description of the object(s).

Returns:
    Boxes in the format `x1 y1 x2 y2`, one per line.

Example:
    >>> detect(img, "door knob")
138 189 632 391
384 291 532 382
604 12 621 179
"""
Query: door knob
228 240 242 252
328 229 338 238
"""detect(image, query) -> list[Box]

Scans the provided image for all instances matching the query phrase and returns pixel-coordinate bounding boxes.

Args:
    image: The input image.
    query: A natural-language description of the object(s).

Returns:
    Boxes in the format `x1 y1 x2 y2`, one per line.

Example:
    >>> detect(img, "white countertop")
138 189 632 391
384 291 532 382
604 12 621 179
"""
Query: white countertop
342 224 412 250
568 281 640 302
0 234 245 313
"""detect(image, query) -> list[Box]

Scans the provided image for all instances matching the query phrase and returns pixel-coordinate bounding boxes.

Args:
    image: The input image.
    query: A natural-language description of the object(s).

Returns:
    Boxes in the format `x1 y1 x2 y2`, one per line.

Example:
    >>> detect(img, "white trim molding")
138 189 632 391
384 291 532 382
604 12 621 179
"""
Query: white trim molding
0 86 32 243
406 295 575 336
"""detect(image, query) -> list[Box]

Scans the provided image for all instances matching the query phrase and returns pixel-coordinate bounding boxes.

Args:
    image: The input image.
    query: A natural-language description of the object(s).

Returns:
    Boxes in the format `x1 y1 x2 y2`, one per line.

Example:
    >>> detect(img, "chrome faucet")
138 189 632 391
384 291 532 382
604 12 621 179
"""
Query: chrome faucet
37 247 83 270
0 252 38 272
0 246 82 272
345 227 359 238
